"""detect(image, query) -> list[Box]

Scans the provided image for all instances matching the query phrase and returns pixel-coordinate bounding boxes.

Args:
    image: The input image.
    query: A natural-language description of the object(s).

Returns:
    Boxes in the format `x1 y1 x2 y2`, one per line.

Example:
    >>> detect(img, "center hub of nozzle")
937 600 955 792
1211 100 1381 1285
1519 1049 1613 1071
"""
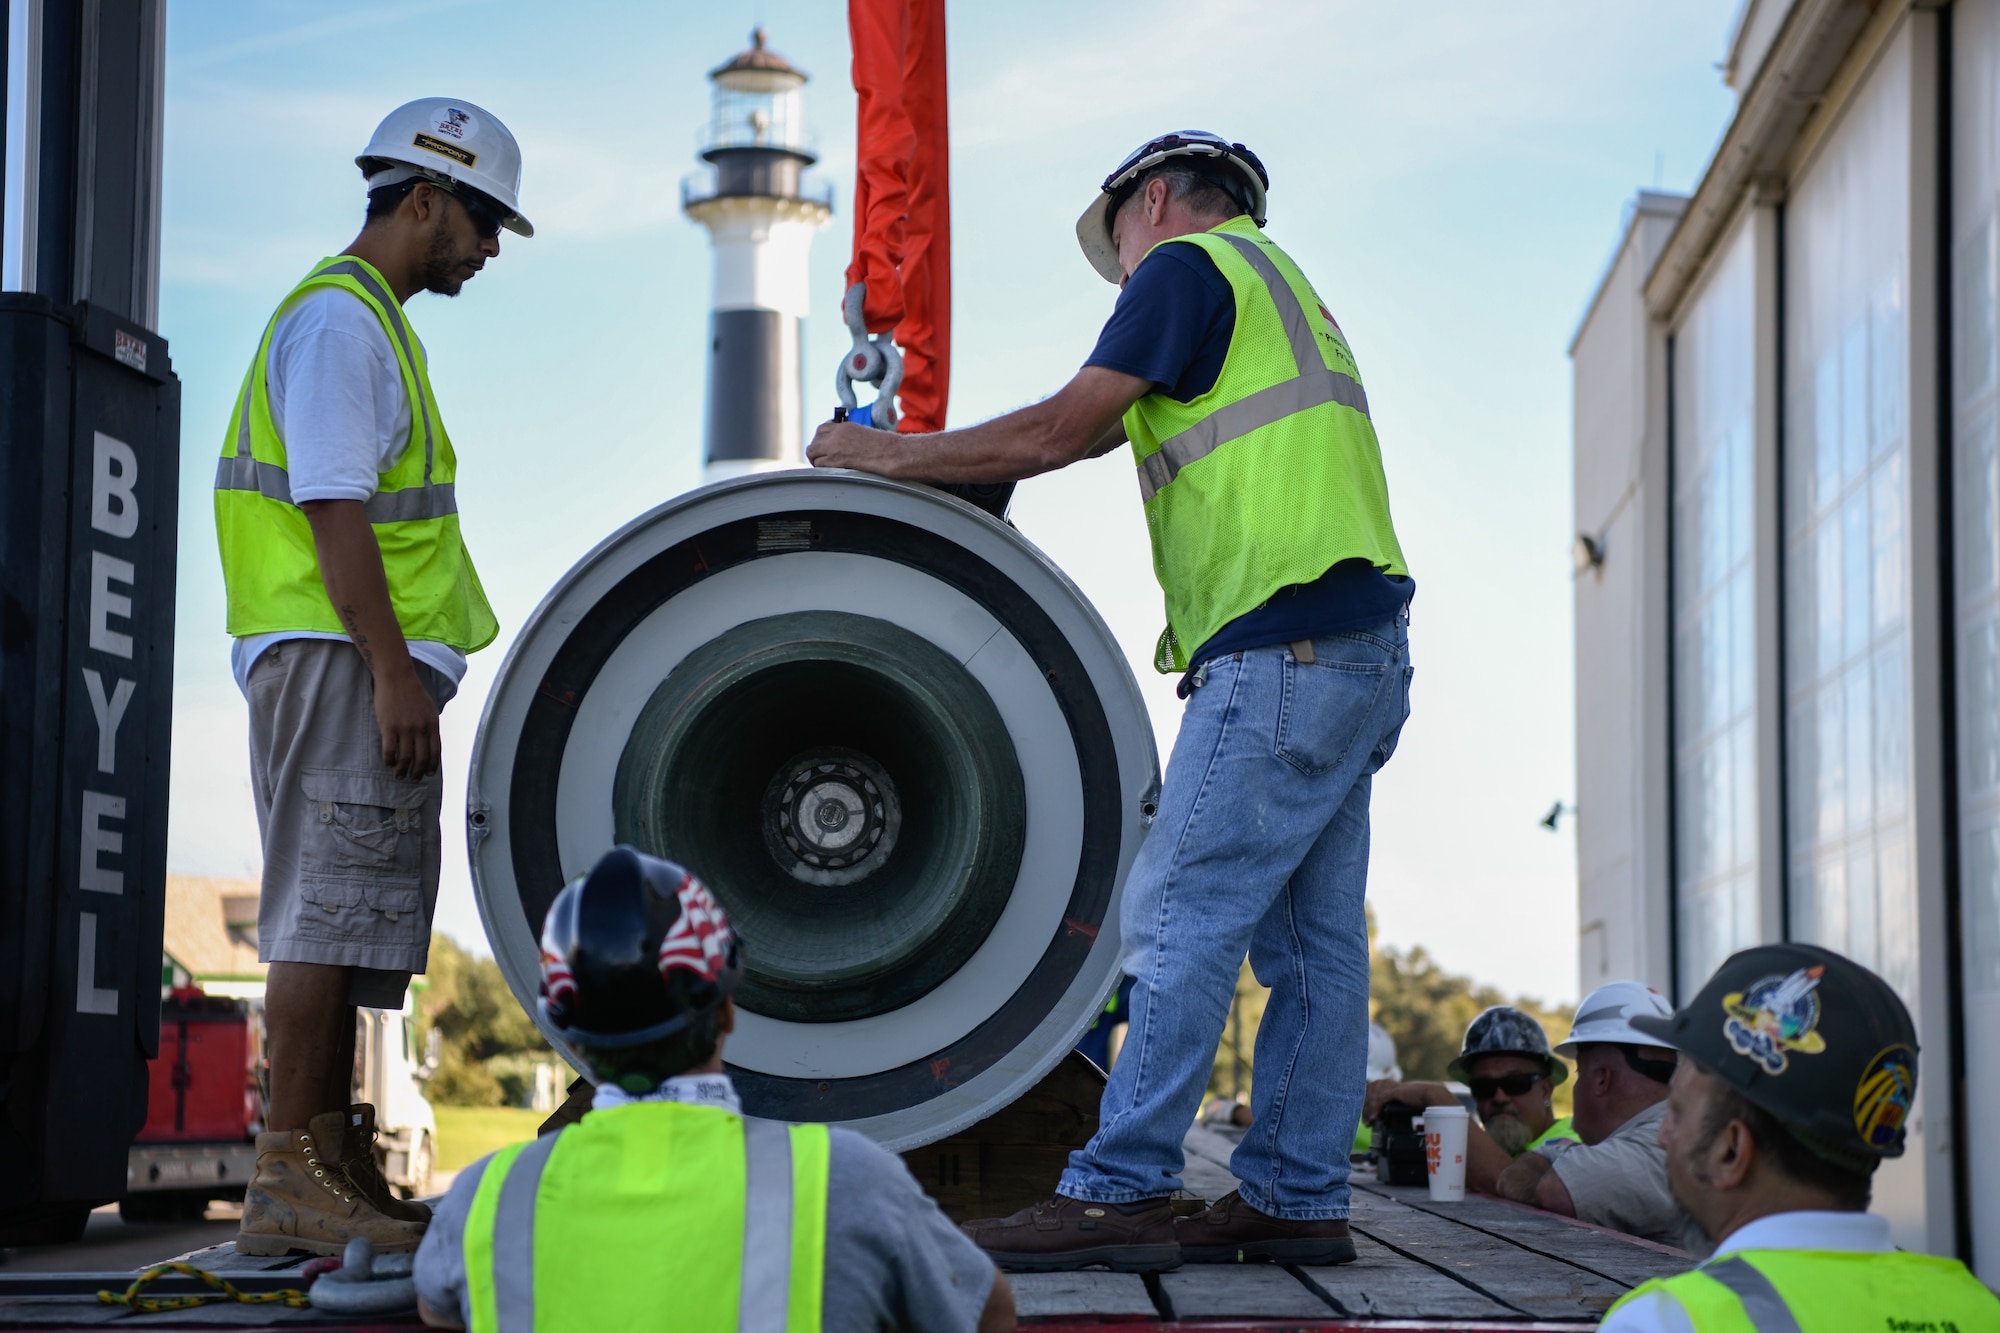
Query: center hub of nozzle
765 750 900 884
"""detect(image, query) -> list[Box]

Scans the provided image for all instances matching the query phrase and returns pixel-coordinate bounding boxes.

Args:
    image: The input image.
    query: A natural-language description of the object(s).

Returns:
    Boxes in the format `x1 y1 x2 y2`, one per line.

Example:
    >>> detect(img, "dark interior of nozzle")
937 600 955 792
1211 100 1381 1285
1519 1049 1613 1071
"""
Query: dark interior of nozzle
614 611 1025 1022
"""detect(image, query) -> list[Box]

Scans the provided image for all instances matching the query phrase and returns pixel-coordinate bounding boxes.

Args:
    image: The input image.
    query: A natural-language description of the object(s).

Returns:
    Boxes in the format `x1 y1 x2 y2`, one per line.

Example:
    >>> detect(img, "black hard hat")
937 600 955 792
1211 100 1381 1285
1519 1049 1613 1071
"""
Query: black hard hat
1448 1005 1568 1088
538 845 742 1049
1631 943 1918 1171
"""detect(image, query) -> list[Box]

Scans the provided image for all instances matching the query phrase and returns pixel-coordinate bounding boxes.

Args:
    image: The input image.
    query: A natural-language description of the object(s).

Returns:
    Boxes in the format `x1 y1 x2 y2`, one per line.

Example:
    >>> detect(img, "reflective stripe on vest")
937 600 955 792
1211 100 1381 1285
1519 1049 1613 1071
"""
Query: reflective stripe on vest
214 259 456 520
212 451 459 523
1124 216 1408 672
214 255 497 651
463 1109 828 1333
1135 234 1371 504
1701 1258 1800 1333
1602 1248 2000 1333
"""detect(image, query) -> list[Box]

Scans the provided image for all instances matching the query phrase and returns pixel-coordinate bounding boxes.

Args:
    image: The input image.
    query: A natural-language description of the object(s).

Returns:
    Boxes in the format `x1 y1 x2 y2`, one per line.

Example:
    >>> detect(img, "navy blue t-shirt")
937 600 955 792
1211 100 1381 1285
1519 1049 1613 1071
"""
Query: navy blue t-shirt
1085 241 1413 671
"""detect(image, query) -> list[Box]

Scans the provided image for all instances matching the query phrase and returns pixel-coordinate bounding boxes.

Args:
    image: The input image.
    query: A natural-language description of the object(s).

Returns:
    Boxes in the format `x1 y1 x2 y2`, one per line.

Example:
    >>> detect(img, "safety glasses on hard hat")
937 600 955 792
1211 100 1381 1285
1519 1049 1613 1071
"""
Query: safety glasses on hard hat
1467 1071 1548 1101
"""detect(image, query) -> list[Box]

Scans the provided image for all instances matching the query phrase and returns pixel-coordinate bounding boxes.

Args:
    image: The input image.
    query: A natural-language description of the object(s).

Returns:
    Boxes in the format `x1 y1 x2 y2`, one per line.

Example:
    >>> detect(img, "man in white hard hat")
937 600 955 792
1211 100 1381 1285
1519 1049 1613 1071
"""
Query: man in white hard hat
1494 983 1707 1254
811 132 1413 1271
215 98 531 1256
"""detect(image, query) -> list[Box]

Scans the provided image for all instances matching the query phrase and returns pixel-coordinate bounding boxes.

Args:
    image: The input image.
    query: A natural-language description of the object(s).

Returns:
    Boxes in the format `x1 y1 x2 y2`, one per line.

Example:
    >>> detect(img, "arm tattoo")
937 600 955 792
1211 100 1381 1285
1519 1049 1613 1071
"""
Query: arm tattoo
338 603 375 668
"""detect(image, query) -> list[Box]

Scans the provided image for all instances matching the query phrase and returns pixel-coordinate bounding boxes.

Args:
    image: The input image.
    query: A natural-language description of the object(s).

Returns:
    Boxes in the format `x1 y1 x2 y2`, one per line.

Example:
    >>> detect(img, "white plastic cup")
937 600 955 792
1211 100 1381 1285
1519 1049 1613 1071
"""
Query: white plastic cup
1422 1105 1469 1202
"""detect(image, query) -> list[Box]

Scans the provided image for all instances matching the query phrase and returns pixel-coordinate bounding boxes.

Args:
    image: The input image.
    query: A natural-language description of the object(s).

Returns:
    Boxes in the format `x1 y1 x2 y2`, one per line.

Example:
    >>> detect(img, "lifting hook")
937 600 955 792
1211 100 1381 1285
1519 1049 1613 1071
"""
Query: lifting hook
834 282 903 431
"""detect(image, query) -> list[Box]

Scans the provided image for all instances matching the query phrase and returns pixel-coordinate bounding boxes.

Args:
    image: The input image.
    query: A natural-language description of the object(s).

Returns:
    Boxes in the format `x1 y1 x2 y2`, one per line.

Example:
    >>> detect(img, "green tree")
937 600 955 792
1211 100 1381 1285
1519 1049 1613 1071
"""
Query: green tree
418 933 562 1107
1370 941 1574 1114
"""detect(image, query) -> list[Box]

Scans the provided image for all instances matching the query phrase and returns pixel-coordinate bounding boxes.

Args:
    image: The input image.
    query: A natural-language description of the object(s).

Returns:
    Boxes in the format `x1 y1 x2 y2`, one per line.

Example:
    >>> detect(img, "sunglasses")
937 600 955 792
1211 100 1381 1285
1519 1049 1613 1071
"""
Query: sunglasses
1468 1071 1547 1101
435 183 507 239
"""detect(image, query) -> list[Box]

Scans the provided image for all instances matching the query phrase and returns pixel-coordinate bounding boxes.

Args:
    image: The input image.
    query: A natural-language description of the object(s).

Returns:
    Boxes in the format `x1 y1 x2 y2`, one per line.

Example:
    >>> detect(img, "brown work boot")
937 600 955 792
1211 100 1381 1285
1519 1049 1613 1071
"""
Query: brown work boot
961 1194 1181 1272
312 1106 431 1224
1177 1189 1357 1265
237 1127 429 1257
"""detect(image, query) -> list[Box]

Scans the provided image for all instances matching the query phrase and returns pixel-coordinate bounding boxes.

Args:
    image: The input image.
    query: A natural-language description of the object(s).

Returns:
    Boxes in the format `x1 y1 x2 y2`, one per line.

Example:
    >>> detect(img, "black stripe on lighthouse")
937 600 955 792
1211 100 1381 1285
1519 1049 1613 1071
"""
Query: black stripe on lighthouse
705 309 801 466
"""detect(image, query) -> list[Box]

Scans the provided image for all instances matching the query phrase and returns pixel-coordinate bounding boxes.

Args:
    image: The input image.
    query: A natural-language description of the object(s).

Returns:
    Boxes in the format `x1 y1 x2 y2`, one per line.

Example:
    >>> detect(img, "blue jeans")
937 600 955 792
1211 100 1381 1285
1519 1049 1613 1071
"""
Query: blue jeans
1058 613 1412 1220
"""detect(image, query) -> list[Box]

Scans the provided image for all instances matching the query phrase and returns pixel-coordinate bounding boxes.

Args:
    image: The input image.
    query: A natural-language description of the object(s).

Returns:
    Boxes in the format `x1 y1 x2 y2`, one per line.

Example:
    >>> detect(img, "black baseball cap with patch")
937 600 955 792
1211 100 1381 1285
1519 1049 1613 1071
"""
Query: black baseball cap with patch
1631 942 1918 1172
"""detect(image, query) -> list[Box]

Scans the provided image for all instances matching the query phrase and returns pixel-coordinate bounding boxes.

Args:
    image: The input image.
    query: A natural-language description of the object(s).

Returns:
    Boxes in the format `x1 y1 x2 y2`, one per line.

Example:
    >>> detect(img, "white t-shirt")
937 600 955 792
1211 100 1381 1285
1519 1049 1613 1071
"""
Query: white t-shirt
229 285 467 694
1598 1210 1894 1333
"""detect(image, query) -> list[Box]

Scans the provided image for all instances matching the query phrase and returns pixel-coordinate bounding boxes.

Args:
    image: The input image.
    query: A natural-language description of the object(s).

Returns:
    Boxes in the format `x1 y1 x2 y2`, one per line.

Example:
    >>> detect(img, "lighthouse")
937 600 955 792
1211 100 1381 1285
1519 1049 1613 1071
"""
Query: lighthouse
683 29 832 482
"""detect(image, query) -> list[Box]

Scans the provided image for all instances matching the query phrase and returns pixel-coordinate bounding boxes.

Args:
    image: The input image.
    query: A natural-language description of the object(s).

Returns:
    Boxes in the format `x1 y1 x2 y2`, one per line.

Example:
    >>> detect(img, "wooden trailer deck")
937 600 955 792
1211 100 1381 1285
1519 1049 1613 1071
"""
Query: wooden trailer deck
0 1124 1695 1329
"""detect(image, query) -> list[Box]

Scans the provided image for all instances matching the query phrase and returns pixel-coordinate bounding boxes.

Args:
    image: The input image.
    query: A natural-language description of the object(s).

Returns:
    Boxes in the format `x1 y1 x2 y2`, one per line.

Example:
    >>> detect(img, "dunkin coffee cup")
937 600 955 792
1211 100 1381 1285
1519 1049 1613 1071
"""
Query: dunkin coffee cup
1422 1105 1469 1202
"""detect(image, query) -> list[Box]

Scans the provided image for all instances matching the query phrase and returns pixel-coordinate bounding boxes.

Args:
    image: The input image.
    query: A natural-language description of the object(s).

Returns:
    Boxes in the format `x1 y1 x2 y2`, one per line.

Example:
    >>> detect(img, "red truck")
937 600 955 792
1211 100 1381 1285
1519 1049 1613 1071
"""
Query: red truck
122 987 440 1221
122 987 263 1222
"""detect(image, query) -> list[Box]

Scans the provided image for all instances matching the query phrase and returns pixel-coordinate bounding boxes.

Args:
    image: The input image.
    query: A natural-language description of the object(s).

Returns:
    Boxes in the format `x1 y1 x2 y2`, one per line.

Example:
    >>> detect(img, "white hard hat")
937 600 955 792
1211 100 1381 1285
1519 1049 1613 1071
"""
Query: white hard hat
356 98 533 237
1556 982 1677 1057
1366 1022 1402 1082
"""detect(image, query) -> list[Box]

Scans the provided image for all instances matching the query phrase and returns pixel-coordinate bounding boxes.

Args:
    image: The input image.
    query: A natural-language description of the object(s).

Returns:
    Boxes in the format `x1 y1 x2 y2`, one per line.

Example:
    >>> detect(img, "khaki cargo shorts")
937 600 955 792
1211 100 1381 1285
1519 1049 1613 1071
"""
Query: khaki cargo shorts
247 639 454 1007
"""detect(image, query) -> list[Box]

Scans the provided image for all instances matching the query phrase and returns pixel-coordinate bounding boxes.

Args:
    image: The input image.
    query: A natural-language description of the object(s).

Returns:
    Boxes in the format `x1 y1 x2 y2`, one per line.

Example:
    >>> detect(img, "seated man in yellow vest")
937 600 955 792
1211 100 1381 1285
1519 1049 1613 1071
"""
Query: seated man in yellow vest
217 98 528 1255
1361 1006 1578 1195
1601 944 2000 1332
810 131 1413 1270
412 847 1016 1333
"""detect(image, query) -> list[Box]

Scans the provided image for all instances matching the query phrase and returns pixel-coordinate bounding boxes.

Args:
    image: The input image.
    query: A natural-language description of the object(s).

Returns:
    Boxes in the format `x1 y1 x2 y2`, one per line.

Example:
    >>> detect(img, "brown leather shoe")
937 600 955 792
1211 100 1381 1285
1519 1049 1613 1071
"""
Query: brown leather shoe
1177 1189 1357 1265
962 1194 1182 1272
311 1106 431 1224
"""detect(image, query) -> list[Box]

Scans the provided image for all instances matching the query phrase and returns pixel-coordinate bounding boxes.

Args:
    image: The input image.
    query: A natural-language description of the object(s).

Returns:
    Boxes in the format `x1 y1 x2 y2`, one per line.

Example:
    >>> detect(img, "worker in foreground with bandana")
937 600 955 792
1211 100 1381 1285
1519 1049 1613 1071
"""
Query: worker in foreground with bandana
413 846 1015 1332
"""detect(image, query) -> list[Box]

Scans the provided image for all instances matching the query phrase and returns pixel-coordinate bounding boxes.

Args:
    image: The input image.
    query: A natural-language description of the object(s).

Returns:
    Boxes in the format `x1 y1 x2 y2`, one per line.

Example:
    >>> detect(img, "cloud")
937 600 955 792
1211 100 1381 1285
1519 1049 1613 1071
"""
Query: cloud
172 0 494 72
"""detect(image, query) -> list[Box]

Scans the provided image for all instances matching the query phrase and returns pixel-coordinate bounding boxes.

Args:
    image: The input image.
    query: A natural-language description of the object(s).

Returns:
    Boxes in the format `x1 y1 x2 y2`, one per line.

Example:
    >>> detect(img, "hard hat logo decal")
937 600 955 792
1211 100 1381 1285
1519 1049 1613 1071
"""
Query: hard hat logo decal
1721 965 1828 1074
434 107 474 139
539 914 577 1012
1853 1045 1915 1150
412 133 477 169
658 874 734 983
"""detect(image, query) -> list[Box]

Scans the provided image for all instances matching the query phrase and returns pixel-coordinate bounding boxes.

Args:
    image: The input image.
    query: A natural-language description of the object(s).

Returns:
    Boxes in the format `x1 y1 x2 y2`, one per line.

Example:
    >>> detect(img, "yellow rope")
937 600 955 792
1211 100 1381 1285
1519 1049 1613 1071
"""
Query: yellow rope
96 1262 309 1314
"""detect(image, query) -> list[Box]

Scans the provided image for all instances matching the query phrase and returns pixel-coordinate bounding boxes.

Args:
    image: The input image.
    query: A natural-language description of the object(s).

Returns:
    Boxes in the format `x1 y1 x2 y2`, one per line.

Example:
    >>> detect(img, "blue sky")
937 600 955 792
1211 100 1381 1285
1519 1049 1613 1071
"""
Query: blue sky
155 1 1740 1005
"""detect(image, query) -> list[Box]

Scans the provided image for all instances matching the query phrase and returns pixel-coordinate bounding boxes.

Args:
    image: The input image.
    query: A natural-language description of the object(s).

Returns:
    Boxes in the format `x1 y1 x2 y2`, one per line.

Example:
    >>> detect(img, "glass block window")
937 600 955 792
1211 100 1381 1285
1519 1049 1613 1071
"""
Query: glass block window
1959 213 2000 1003
1783 56 1919 1009
1672 219 1760 999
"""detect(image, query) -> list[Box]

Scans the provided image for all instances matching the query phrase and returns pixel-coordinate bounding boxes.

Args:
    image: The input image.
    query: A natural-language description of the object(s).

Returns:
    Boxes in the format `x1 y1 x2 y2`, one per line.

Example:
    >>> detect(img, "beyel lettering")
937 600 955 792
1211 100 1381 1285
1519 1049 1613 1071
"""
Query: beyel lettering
82 670 135 774
90 433 139 539
80 790 125 894
76 912 118 1015
88 552 135 658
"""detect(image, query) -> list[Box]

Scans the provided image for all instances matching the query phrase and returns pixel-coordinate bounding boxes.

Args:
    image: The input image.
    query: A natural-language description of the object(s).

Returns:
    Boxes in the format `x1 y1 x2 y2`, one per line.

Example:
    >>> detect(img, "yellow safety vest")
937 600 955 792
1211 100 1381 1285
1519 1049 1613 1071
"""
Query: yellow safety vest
214 255 498 652
1125 215 1408 672
463 1103 830 1332
1603 1247 2000 1331
1525 1117 1577 1153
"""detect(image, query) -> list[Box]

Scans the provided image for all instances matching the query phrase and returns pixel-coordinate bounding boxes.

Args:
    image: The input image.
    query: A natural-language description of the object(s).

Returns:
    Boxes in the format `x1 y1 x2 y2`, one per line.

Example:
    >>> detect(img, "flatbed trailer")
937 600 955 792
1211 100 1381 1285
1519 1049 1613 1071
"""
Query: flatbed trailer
0 1124 1693 1330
